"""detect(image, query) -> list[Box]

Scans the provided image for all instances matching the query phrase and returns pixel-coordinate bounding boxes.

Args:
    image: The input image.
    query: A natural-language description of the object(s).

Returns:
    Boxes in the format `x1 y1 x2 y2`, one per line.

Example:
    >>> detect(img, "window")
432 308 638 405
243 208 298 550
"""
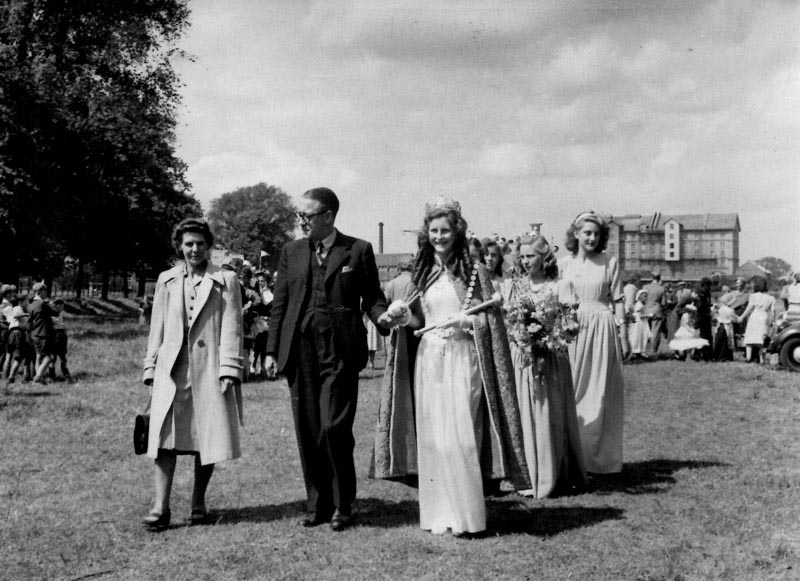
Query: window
669 243 675 249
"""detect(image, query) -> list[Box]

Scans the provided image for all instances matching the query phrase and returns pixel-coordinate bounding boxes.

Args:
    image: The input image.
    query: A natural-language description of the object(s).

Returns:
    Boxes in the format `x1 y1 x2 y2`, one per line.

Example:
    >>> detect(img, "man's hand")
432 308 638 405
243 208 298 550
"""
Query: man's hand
264 355 278 379
377 311 396 329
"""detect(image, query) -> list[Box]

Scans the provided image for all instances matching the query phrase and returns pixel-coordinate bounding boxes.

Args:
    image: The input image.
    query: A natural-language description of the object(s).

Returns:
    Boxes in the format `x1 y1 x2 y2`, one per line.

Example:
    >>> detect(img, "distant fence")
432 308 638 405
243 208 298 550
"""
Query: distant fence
15 275 157 299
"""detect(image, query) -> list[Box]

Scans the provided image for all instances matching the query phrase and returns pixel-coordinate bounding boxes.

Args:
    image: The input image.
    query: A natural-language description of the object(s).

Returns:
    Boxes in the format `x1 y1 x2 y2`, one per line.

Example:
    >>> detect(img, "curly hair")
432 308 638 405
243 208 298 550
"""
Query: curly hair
412 209 473 290
564 212 610 254
172 217 214 257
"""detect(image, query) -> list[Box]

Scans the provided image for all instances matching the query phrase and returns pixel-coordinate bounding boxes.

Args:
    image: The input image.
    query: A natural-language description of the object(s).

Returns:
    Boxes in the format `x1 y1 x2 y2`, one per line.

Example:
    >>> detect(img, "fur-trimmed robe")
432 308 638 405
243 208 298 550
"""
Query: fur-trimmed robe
369 264 531 490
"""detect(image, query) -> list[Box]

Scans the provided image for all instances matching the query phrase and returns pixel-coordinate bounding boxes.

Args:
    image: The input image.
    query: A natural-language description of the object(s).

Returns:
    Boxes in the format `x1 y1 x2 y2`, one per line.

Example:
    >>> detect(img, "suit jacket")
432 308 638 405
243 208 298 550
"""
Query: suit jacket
643 281 665 318
143 262 244 464
267 231 388 373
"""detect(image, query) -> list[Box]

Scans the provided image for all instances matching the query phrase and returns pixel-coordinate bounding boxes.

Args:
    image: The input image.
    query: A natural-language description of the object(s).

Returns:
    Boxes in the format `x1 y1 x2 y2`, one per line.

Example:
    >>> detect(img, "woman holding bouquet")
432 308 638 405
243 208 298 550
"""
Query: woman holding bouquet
559 212 627 475
371 196 529 537
508 234 586 497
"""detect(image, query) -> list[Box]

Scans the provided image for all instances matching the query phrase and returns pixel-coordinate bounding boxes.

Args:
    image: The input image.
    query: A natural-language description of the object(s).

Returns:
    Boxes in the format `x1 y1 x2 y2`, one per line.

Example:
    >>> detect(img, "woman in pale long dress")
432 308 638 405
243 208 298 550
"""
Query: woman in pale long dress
372 196 529 537
510 234 586 498
737 275 775 363
628 289 650 358
559 212 628 475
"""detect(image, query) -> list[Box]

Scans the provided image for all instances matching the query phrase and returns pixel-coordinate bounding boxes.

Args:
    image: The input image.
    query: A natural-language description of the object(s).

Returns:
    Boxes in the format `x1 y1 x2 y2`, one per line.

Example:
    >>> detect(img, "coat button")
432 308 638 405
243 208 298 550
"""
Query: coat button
197 339 205 348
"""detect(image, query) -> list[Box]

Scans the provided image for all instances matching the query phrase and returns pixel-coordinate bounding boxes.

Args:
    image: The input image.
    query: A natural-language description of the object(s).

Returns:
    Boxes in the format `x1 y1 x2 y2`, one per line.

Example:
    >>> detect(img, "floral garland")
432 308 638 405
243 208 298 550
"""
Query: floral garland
504 277 580 369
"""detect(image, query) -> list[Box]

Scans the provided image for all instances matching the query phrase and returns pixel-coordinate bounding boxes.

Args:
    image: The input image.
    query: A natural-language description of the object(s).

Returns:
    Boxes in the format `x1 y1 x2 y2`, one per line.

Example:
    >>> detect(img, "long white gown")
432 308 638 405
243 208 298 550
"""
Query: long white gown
414 272 485 535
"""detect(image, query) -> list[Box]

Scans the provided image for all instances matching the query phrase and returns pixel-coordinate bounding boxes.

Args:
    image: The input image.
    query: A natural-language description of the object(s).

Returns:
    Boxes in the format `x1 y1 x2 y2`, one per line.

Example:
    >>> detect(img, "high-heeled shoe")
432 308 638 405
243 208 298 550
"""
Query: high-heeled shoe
142 509 171 530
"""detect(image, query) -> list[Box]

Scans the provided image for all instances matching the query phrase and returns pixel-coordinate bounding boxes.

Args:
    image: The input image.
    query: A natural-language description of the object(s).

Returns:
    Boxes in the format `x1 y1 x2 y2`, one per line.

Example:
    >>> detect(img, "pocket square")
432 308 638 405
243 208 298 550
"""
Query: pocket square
342 266 353 273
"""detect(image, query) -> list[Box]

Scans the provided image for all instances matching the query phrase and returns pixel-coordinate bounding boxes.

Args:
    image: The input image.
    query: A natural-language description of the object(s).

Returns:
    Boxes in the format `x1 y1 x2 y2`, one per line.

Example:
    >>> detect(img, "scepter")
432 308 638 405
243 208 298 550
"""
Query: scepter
413 295 503 337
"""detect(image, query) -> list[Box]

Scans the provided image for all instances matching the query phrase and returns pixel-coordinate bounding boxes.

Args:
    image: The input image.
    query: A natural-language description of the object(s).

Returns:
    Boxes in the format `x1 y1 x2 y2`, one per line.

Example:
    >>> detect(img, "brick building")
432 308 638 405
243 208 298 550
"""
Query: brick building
604 212 740 281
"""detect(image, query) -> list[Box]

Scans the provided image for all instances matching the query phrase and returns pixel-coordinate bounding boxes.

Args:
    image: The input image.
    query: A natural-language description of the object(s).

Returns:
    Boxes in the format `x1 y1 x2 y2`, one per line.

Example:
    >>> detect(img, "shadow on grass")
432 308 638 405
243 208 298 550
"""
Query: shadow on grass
212 498 421 528
487 502 625 537
6 389 56 398
590 459 729 495
210 497 625 537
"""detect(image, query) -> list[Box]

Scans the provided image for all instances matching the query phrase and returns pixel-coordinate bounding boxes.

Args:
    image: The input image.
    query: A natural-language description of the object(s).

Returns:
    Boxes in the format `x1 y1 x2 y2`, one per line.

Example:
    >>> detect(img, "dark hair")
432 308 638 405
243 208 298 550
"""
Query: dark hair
483 241 505 278
302 187 340 217
412 209 472 289
564 213 610 254
751 275 768 293
173 218 214 257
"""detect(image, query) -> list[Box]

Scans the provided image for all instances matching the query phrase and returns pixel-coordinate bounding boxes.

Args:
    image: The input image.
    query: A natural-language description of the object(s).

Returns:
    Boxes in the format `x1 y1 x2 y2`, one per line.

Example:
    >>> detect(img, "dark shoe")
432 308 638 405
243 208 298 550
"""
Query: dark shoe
329 509 352 532
299 512 330 528
143 509 171 530
189 506 208 525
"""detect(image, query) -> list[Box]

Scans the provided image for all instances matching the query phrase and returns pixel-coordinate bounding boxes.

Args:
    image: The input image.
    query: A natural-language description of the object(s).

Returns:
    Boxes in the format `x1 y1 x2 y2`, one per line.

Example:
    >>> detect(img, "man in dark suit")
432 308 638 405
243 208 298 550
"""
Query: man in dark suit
265 187 391 531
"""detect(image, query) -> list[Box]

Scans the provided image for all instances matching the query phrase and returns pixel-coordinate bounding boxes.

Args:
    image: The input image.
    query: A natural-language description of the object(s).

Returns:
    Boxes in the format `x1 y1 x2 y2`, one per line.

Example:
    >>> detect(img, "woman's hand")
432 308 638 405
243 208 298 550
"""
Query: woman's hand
220 377 238 394
452 312 477 334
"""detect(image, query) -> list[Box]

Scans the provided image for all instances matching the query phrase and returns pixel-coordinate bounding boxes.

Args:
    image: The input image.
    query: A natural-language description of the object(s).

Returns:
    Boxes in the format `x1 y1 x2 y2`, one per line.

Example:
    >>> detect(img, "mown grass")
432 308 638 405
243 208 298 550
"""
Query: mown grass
1 319 799 580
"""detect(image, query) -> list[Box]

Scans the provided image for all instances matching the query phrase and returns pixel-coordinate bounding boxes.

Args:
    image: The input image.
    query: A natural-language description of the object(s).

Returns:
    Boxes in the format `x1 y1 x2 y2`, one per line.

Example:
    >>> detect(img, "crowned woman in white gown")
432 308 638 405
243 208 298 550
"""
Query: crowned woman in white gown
370 196 529 536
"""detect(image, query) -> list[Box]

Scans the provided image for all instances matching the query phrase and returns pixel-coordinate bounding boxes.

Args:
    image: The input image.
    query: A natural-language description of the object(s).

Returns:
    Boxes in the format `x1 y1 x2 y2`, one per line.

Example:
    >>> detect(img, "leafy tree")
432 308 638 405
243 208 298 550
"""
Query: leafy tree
755 257 793 278
0 0 199 295
208 183 297 270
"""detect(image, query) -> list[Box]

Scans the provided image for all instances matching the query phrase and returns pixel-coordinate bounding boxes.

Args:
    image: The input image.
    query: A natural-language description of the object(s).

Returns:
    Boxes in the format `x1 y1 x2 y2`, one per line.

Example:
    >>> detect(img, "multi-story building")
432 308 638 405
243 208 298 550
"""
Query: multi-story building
605 212 740 280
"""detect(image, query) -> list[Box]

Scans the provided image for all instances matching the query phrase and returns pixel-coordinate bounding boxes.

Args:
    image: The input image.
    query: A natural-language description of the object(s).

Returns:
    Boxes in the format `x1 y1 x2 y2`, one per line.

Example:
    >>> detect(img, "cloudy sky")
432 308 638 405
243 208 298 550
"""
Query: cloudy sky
173 0 800 269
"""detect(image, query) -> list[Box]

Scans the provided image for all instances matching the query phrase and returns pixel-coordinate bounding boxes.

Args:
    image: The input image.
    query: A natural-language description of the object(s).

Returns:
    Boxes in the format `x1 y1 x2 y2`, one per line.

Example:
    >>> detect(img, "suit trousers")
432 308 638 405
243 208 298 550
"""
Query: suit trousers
647 315 664 355
290 313 359 516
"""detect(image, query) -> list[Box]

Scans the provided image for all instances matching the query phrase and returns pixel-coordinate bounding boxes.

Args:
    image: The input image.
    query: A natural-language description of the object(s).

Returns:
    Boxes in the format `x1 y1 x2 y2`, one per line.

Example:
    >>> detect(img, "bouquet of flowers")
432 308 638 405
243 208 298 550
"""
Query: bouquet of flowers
504 279 580 369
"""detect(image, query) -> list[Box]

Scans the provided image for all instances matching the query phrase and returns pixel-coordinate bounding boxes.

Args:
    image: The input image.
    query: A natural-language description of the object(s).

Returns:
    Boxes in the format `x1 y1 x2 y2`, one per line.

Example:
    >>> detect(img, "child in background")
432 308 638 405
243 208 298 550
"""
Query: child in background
668 304 709 361
5 299 32 386
50 298 71 381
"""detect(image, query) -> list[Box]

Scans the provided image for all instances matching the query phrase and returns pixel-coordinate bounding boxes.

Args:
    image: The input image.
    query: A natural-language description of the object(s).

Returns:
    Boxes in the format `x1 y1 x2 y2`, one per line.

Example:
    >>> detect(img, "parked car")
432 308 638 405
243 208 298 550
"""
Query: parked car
768 320 800 371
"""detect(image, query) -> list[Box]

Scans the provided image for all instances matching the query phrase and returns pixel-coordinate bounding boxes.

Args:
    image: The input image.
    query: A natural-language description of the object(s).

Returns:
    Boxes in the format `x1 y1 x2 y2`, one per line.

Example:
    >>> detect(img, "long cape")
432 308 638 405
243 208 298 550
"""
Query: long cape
369 265 531 490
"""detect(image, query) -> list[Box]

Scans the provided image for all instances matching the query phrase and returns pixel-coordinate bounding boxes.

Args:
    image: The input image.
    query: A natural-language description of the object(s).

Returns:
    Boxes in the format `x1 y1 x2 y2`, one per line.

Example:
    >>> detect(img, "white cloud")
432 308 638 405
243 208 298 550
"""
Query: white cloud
187 142 362 208
477 143 543 177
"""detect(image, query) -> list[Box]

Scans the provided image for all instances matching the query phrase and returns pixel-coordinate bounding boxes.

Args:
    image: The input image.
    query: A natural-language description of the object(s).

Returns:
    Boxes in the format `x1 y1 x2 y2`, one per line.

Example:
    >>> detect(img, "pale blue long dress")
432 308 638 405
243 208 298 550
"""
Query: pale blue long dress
511 280 587 497
559 254 625 474
415 272 485 535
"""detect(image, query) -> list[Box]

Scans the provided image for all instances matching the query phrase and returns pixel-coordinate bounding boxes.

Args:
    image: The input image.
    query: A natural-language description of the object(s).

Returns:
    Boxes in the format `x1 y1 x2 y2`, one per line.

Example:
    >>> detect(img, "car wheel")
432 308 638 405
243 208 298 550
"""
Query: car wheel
779 337 800 372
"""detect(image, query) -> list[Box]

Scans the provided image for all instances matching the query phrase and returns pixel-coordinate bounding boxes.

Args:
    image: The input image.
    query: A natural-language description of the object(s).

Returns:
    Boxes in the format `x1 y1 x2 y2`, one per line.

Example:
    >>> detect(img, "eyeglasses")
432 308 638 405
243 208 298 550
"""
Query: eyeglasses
295 209 329 223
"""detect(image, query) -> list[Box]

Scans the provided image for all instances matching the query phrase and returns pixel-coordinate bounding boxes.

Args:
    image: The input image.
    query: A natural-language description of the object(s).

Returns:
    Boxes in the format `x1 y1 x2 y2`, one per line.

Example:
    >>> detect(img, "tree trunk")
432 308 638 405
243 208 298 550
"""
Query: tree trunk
75 258 85 300
122 270 130 298
137 270 147 298
101 269 110 301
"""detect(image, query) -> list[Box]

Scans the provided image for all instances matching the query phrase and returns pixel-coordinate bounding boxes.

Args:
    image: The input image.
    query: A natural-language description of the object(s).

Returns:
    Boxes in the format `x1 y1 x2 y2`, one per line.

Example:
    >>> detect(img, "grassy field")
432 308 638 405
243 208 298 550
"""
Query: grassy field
1 318 799 581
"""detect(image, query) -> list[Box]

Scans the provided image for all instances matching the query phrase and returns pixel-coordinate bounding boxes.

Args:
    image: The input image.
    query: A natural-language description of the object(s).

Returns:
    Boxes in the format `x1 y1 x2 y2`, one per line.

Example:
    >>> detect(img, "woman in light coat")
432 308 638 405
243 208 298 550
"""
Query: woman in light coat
142 218 244 529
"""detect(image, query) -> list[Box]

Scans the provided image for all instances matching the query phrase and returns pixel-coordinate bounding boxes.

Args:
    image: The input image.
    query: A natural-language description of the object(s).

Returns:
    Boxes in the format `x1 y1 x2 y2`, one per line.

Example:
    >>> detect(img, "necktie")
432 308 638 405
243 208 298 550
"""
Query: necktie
316 242 325 264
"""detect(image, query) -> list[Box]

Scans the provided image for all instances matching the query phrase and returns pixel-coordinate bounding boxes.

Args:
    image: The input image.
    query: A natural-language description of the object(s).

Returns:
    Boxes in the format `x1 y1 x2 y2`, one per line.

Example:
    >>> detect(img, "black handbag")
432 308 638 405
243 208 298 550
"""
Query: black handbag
134 399 151 455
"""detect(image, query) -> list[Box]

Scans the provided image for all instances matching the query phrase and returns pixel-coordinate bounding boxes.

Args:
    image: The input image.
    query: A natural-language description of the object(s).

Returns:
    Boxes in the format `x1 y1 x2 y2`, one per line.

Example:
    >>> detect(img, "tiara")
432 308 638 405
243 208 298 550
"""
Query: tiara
424 195 462 216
